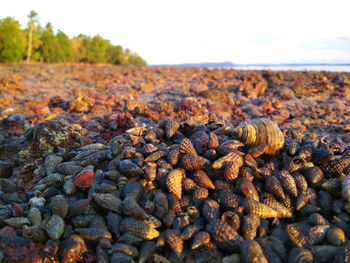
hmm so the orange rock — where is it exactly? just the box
[74,170,95,189]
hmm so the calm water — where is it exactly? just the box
[228,64,350,72]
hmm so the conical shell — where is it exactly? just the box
[191,231,211,249]
[276,170,298,197]
[237,178,259,201]
[248,144,270,158]
[166,168,184,199]
[212,151,244,169]
[321,157,350,177]
[165,120,180,138]
[217,140,245,156]
[168,148,180,166]
[202,199,220,222]
[242,198,278,218]
[224,161,240,181]
[166,231,183,253]
[234,118,284,155]
[206,218,243,252]
[182,178,198,193]
[181,154,210,171]
[144,151,166,162]
[242,214,260,240]
[293,172,308,194]
[260,192,292,218]
[217,190,240,210]
[180,138,197,155]
[287,223,309,247]
[142,143,158,155]
[241,240,268,263]
[193,170,215,190]
[265,175,285,200]
[120,217,159,240]
[208,133,220,149]
[326,227,346,246]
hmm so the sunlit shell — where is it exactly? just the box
[193,170,215,190]
[224,161,240,181]
[212,151,244,169]
[260,192,292,218]
[234,118,284,155]
[217,190,240,210]
[120,217,159,240]
[326,227,346,247]
[180,138,197,155]
[248,144,270,158]
[208,133,220,149]
[166,231,183,253]
[181,154,210,171]
[242,198,278,218]
[142,144,158,155]
[166,168,184,200]
[293,172,308,194]
[237,178,259,201]
[202,199,220,222]
[144,151,166,162]
[165,120,180,138]
[192,231,211,250]
[242,214,260,240]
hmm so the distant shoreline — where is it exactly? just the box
[149,62,350,67]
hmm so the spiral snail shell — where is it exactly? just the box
[233,118,284,155]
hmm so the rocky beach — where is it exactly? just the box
[0,63,350,262]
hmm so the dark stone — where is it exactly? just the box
[0,161,12,178]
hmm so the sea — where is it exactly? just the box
[228,64,350,72]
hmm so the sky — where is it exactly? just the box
[1,0,350,65]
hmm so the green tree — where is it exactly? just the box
[72,34,89,62]
[56,30,73,62]
[26,10,41,62]
[105,44,123,64]
[85,35,109,63]
[128,52,146,66]
[39,23,61,62]
[0,17,25,62]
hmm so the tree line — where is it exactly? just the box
[0,11,146,65]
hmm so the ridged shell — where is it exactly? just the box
[75,227,112,242]
[260,192,292,218]
[202,199,220,222]
[120,217,159,240]
[180,138,197,155]
[208,132,220,149]
[4,217,30,228]
[242,198,278,218]
[276,170,298,197]
[237,178,259,201]
[241,240,268,263]
[165,120,180,138]
[22,225,47,242]
[143,162,157,181]
[326,227,346,246]
[221,211,240,231]
[212,151,244,169]
[111,243,138,258]
[206,218,243,252]
[168,148,180,166]
[193,170,215,190]
[224,161,240,181]
[248,144,270,158]
[242,214,260,240]
[304,166,324,185]
[217,190,240,210]
[166,231,183,253]
[166,169,184,200]
[144,151,166,162]
[44,215,65,240]
[181,154,210,171]
[265,175,285,200]
[321,157,350,177]
[68,198,91,218]
[293,172,308,194]
[192,231,211,249]
[234,118,284,155]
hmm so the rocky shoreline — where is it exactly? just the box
[0,64,350,262]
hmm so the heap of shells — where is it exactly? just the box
[1,117,350,262]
